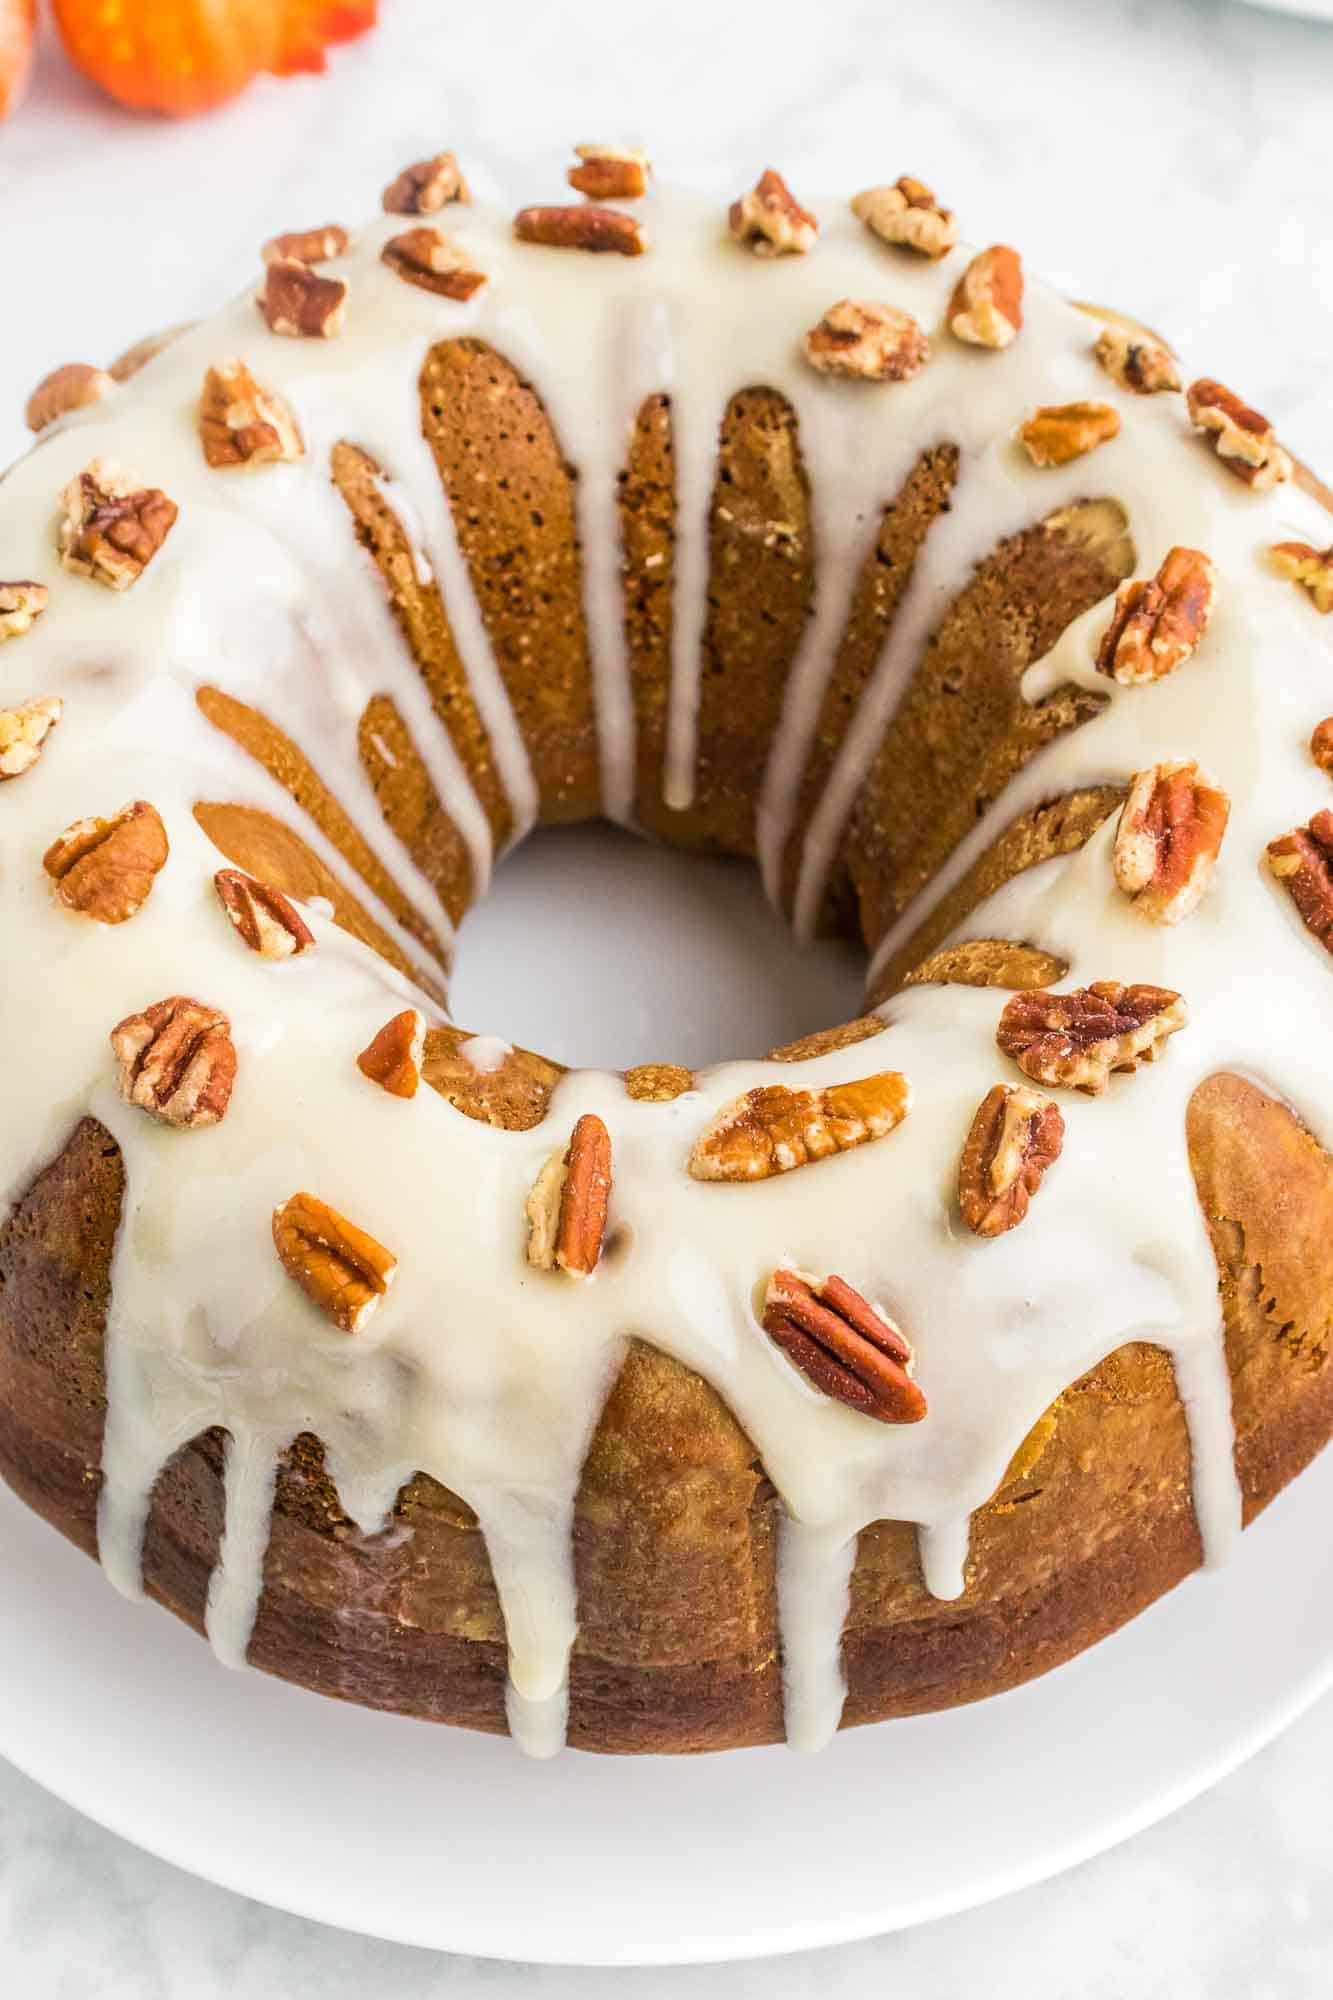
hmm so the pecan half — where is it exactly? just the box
[1095,545,1216,684]
[947,245,1023,348]
[0,580,48,641]
[1018,401,1120,467]
[357,1008,426,1099]
[568,143,650,199]
[57,460,177,589]
[1311,719,1333,775]
[1093,323,1181,395]
[1114,762,1230,924]
[1187,377,1292,490]
[382,151,470,215]
[272,1192,398,1333]
[381,227,486,300]
[1267,809,1333,954]
[689,1071,910,1181]
[198,361,304,468]
[44,799,169,923]
[213,868,315,958]
[803,299,929,382]
[513,204,645,255]
[958,1083,1064,1238]
[261,223,350,265]
[762,1269,926,1424]
[997,981,1188,1094]
[25,361,115,434]
[728,169,817,256]
[110,996,237,1129]
[1270,541,1333,613]
[526,1113,612,1276]
[257,258,348,338]
[0,695,63,781]
[851,176,957,259]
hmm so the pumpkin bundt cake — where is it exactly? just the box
[4,151,1333,1755]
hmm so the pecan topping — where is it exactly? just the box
[357,1008,426,1099]
[1187,377,1292,490]
[0,695,63,781]
[803,299,929,382]
[1311,718,1333,775]
[958,1083,1064,1238]
[513,204,645,255]
[997,981,1188,1094]
[851,176,957,259]
[198,361,303,469]
[1095,546,1216,684]
[1093,322,1181,395]
[728,169,817,256]
[272,1192,398,1333]
[110,996,237,1130]
[213,868,315,958]
[1114,762,1230,924]
[1267,809,1333,954]
[381,227,486,300]
[257,258,348,338]
[947,245,1023,348]
[568,143,650,200]
[0,580,48,641]
[25,361,115,434]
[43,799,169,923]
[57,460,177,589]
[623,1062,694,1102]
[1270,541,1333,613]
[689,1071,911,1181]
[762,1269,926,1424]
[1018,401,1120,467]
[261,223,350,265]
[382,151,470,215]
[526,1113,612,1276]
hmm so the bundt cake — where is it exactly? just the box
[4,150,1333,1756]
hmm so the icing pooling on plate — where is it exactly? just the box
[2,185,1332,1755]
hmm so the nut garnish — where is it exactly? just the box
[1270,541,1333,613]
[382,151,470,215]
[261,223,350,265]
[272,1192,398,1334]
[198,361,304,468]
[0,695,63,780]
[1095,545,1216,684]
[25,361,115,434]
[947,245,1023,348]
[728,169,817,256]
[213,868,315,959]
[1266,809,1333,954]
[803,299,929,381]
[0,580,48,642]
[689,1071,911,1181]
[110,996,237,1130]
[1187,377,1292,490]
[357,1008,426,1099]
[997,981,1188,1094]
[43,799,169,923]
[1113,762,1230,925]
[257,258,348,338]
[513,204,645,255]
[851,176,957,259]
[1017,401,1120,467]
[525,1113,612,1276]
[623,1061,694,1102]
[762,1269,926,1424]
[57,460,178,589]
[958,1083,1065,1238]
[1311,719,1333,775]
[381,227,486,300]
[568,143,650,200]
[1093,323,1181,395]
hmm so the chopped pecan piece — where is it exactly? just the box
[1114,762,1230,924]
[110,996,237,1130]
[1267,809,1333,953]
[272,1192,398,1333]
[762,1269,926,1424]
[213,868,315,958]
[0,695,63,780]
[1311,718,1333,775]
[623,1062,694,1102]
[803,299,929,382]
[1270,541,1333,613]
[689,1071,910,1181]
[851,176,957,259]
[947,245,1023,348]
[25,361,115,434]
[1095,545,1216,685]
[1018,401,1120,467]
[198,361,303,469]
[728,169,817,256]
[257,258,348,338]
[1093,322,1181,395]
[997,981,1188,1094]
[1187,377,1292,490]
[382,151,470,215]
[568,143,650,199]
[0,580,48,641]
[526,1113,612,1276]
[958,1083,1064,1238]
[57,460,177,589]
[43,799,169,923]
[261,223,350,265]
[513,204,645,255]
[358,1008,426,1099]
[381,227,486,300]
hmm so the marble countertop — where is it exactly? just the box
[3,0,1333,1990]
